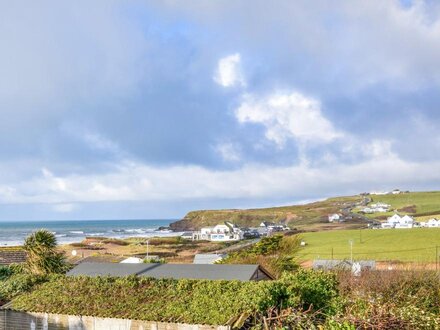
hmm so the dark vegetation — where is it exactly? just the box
[1,230,439,329]
[4,269,439,329]
[221,235,300,278]
[170,196,363,231]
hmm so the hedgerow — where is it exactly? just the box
[11,275,287,326]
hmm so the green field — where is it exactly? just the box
[298,228,440,262]
[370,191,440,216]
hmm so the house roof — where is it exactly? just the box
[193,253,226,264]
[67,263,273,281]
[313,259,376,270]
[0,249,27,265]
[67,262,156,277]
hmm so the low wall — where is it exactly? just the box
[0,310,230,330]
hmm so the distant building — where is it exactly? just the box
[197,222,243,242]
[420,219,440,228]
[381,214,414,229]
[328,214,342,223]
[193,253,226,264]
[313,259,376,271]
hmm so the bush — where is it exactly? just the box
[222,235,300,277]
[23,230,67,275]
[0,273,49,301]
[11,275,287,326]
[280,269,341,315]
[0,265,13,281]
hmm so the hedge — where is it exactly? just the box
[10,270,340,327]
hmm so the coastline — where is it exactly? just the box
[0,219,181,247]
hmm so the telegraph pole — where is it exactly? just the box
[349,240,354,263]
[436,246,439,272]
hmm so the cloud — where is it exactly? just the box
[213,53,246,87]
[235,91,343,147]
[52,203,77,213]
[1,153,440,208]
[215,143,241,162]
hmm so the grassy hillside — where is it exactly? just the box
[359,191,440,220]
[170,195,365,231]
[298,228,440,262]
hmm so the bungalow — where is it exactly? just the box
[67,263,274,281]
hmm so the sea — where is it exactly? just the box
[0,219,179,247]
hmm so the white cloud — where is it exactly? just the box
[52,203,77,213]
[1,151,440,207]
[235,91,343,147]
[215,142,241,162]
[213,53,246,87]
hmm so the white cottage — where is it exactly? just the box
[328,214,341,222]
[395,215,414,229]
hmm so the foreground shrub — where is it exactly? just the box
[280,269,341,315]
[0,273,49,301]
[23,230,67,275]
[222,235,300,277]
[12,275,288,326]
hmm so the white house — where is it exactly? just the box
[328,214,341,222]
[382,214,414,229]
[198,223,243,242]
[395,215,414,229]
[421,218,440,228]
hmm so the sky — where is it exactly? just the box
[1,0,440,220]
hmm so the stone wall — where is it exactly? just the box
[0,310,230,330]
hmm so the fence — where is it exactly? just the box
[0,309,230,330]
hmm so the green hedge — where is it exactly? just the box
[10,270,341,327]
[11,275,289,326]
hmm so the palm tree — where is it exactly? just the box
[23,229,67,275]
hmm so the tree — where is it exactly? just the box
[23,229,67,275]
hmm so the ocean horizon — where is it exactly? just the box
[0,219,179,247]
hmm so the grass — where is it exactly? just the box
[297,228,440,262]
[171,195,364,230]
[369,191,440,215]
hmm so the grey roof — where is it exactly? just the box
[139,264,261,281]
[0,249,27,265]
[313,259,376,270]
[193,254,226,264]
[67,263,271,281]
[67,262,157,277]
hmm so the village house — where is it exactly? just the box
[381,214,414,229]
[420,218,440,228]
[259,221,289,232]
[328,213,342,223]
[196,222,243,242]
